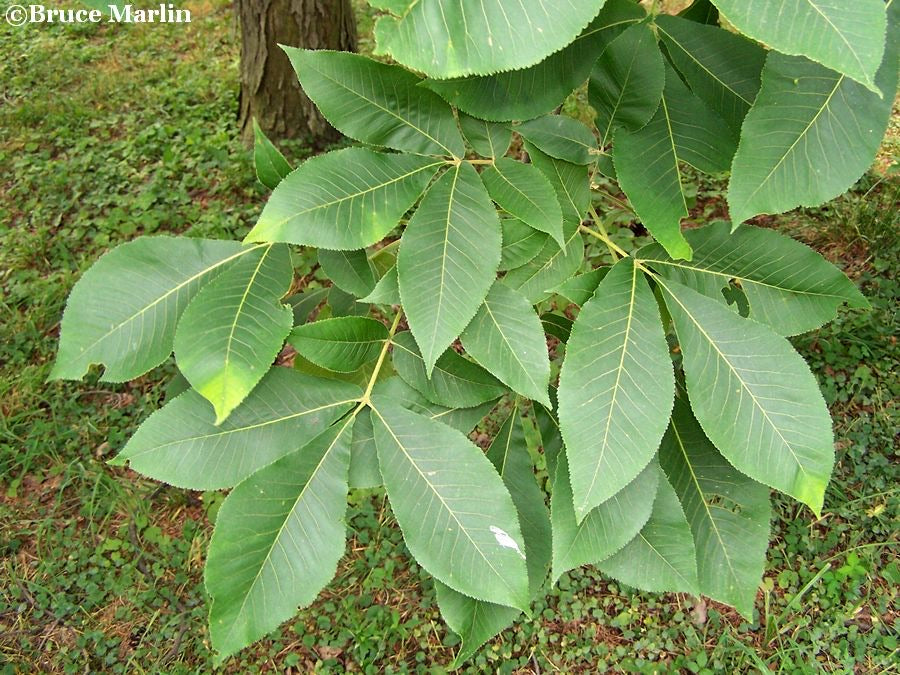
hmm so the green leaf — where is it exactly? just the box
[525,143,591,227]
[111,368,361,490]
[437,402,552,664]
[358,265,400,305]
[499,218,548,272]
[486,403,552,593]
[376,376,495,433]
[461,283,551,406]
[373,0,609,79]
[398,162,502,374]
[551,454,659,583]
[655,14,766,134]
[435,583,519,668]
[318,249,376,298]
[349,377,494,490]
[708,0,887,91]
[245,148,442,250]
[206,416,355,662]
[288,287,328,325]
[589,23,665,145]
[283,48,464,157]
[727,47,898,226]
[540,313,573,343]
[328,286,369,318]
[165,371,191,401]
[660,396,771,618]
[534,395,562,477]
[288,317,389,373]
[504,144,588,303]
[515,116,599,166]
[252,119,292,190]
[349,408,381,489]
[371,401,530,611]
[549,267,609,306]
[614,64,736,260]
[658,277,834,515]
[503,221,585,305]
[458,114,511,158]
[637,221,869,335]
[51,237,247,382]
[598,474,700,594]
[174,244,294,424]
[391,331,506,409]
[421,0,646,121]
[481,158,564,248]
[678,0,718,24]
[558,258,674,520]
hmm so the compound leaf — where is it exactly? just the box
[398,162,501,375]
[374,0,609,79]
[284,48,464,157]
[174,244,294,424]
[637,221,868,335]
[52,237,246,383]
[206,416,355,662]
[658,277,834,515]
[558,258,674,520]
[660,396,771,618]
[111,368,360,490]
[371,401,530,611]
[461,283,551,406]
[245,148,442,250]
[289,317,389,373]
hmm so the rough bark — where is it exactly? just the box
[237,0,357,147]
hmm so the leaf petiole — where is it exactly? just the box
[355,310,404,412]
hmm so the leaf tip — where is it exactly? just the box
[793,473,827,518]
[107,453,126,467]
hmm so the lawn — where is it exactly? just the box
[1,2,898,672]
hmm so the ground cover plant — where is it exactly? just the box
[0,0,896,667]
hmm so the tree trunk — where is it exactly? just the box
[237,0,357,147]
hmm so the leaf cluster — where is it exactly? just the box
[51,0,897,665]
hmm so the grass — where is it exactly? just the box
[1,2,898,672]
